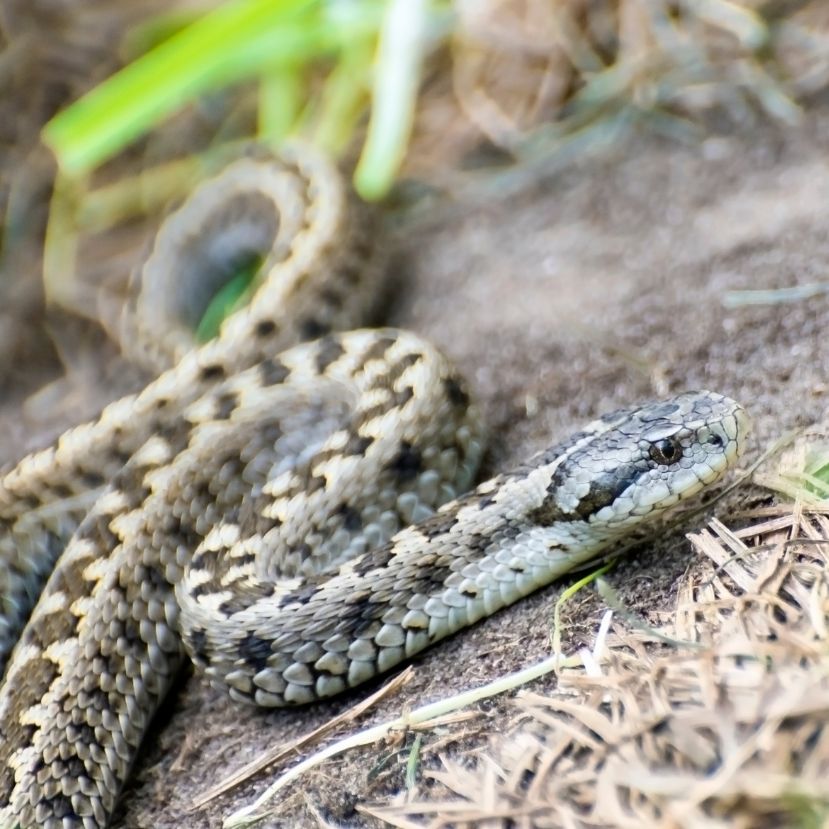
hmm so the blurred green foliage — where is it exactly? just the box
[43,0,443,201]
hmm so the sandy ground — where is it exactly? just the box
[4,102,829,826]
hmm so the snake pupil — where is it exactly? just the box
[649,438,682,465]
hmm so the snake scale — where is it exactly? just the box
[0,145,750,828]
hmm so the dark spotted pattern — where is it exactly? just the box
[298,317,330,340]
[214,392,239,421]
[350,544,396,576]
[337,504,362,532]
[238,632,273,672]
[529,460,646,524]
[362,334,398,363]
[315,337,345,374]
[259,357,290,386]
[443,376,470,408]
[419,509,460,540]
[199,364,226,382]
[255,319,278,338]
[187,628,210,666]
[218,584,274,618]
[344,434,374,456]
[319,287,343,309]
[389,441,422,481]
[278,581,323,608]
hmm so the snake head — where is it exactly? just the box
[532,390,750,533]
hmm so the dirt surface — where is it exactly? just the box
[4,97,829,829]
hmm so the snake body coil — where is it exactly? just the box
[0,147,749,828]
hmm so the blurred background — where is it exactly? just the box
[2,2,829,827]
[2,0,827,462]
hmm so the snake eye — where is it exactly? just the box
[649,438,683,465]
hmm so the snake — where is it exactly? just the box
[0,144,750,829]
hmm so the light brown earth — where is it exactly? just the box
[3,34,829,829]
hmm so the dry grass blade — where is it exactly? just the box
[223,642,601,827]
[191,666,416,812]
[365,430,829,828]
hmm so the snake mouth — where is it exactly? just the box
[733,404,752,459]
[708,396,751,477]
[693,392,751,485]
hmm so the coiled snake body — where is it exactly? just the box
[0,146,750,828]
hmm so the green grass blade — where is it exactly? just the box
[195,255,263,343]
[354,0,430,200]
[311,36,373,155]
[43,0,333,174]
[258,70,304,143]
